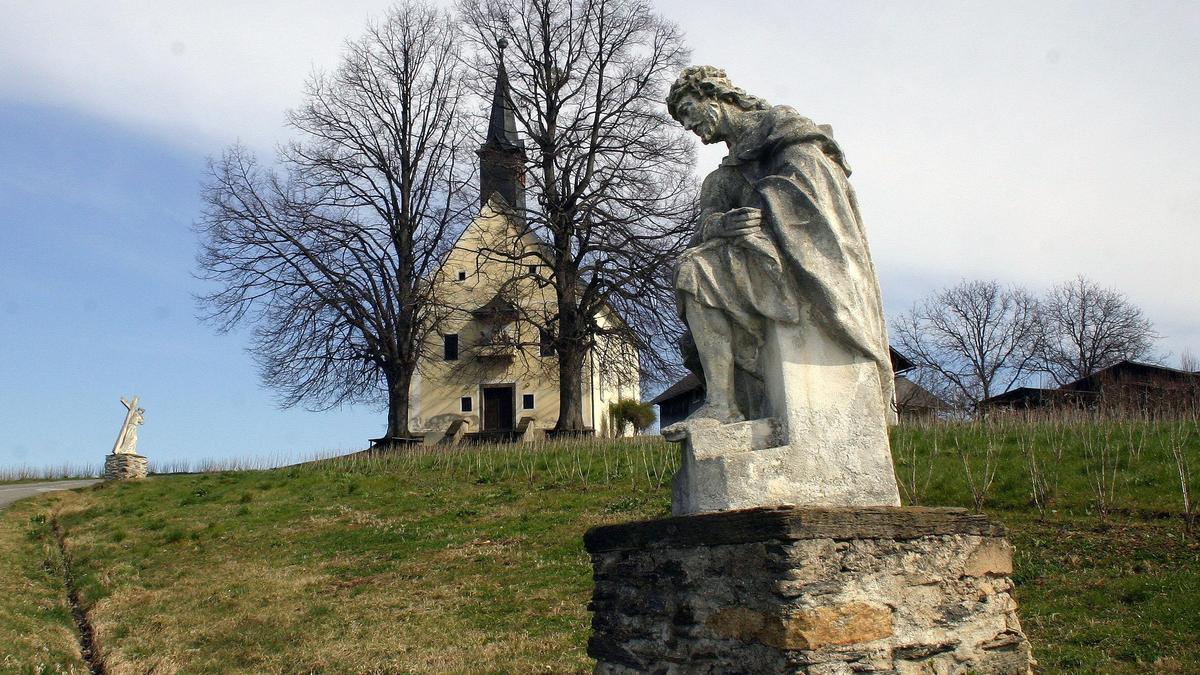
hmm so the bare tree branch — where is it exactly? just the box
[459,0,695,431]
[892,279,1042,406]
[195,2,473,439]
[1037,275,1159,385]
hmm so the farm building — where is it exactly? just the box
[981,360,1200,417]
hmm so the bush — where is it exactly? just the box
[608,399,656,435]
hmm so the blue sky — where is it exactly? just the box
[0,102,380,471]
[2,1,1198,472]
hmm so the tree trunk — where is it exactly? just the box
[555,345,588,432]
[384,366,415,439]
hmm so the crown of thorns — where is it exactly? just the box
[666,66,770,122]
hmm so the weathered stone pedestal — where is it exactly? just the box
[104,453,148,480]
[585,506,1033,674]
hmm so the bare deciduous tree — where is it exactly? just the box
[459,0,695,432]
[1181,349,1199,374]
[1167,420,1196,536]
[953,431,999,513]
[892,422,939,506]
[1038,275,1158,385]
[1081,423,1122,520]
[195,3,472,441]
[1020,425,1057,520]
[892,280,1042,406]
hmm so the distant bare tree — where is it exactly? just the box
[1180,349,1198,373]
[195,3,472,441]
[458,0,695,432]
[1037,275,1158,385]
[892,280,1042,407]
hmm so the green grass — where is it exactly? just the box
[0,421,1197,673]
[891,417,1198,518]
[0,495,89,673]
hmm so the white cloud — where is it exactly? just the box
[3,0,1197,360]
[0,0,403,153]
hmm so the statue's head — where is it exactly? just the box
[667,66,769,144]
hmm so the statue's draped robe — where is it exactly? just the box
[676,105,894,409]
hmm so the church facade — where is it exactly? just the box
[407,50,640,443]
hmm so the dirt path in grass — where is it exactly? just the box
[49,511,106,674]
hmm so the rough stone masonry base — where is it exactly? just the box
[104,453,148,480]
[584,506,1034,674]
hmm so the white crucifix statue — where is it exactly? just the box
[111,396,145,456]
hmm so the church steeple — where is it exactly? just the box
[478,37,526,211]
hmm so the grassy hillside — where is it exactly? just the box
[2,421,1198,673]
[0,496,89,673]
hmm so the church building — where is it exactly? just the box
[407,49,640,444]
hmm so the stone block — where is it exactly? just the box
[586,506,1034,674]
[777,602,894,650]
[964,541,1014,577]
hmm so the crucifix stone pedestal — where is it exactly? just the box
[104,453,148,480]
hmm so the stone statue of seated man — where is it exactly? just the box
[663,66,901,513]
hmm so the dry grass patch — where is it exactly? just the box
[0,493,88,673]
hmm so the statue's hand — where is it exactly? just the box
[715,207,762,238]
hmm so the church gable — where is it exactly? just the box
[437,199,546,308]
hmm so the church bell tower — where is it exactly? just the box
[478,38,527,211]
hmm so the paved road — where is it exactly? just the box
[0,480,103,510]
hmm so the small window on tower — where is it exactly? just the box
[457,270,467,281]
[444,334,459,361]
[522,394,535,410]
[527,265,537,275]
[461,396,473,412]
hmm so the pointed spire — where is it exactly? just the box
[485,37,522,151]
[479,37,526,210]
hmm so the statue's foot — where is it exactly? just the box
[688,403,745,425]
[661,404,746,442]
